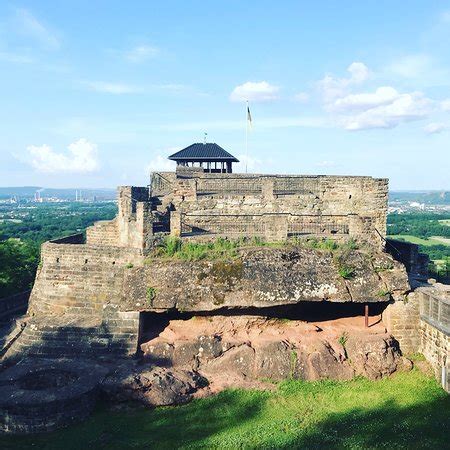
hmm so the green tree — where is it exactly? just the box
[0,239,39,298]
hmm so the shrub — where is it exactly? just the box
[146,287,157,304]
[377,289,391,298]
[338,331,349,348]
[338,266,355,279]
[343,238,358,250]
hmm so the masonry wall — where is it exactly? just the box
[29,238,143,317]
[86,219,118,246]
[117,186,153,250]
[10,238,145,358]
[153,173,388,244]
[383,293,421,354]
[384,285,450,391]
[420,321,449,390]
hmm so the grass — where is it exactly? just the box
[388,234,449,247]
[2,370,449,449]
[148,236,241,261]
[147,236,361,262]
[146,286,156,304]
[338,265,355,279]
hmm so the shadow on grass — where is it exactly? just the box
[1,374,449,450]
[270,396,450,449]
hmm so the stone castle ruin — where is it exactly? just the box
[92,143,389,249]
[1,143,448,433]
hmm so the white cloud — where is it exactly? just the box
[125,45,159,63]
[15,8,60,50]
[234,154,263,173]
[27,138,99,173]
[230,81,279,102]
[341,91,433,130]
[423,122,448,134]
[85,81,140,94]
[441,99,450,111]
[318,62,370,102]
[347,62,370,83]
[317,62,436,130]
[332,87,399,113]
[147,150,178,173]
[294,92,309,103]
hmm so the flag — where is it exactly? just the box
[247,103,252,129]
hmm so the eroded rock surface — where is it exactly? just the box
[141,315,410,386]
[123,247,410,312]
[100,364,207,407]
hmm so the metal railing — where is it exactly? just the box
[150,172,173,197]
[180,213,351,238]
[420,292,450,335]
[196,178,262,195]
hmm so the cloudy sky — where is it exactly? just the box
[0,1,449,190]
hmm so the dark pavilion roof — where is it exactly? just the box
[168,143,239,162]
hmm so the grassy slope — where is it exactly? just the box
[387,234,449,247]
[2,370,449,450]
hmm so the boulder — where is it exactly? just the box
[100,364,207,407]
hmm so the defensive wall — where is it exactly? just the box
[384,283,449,392]
[80,171,389,252]
[152,171,389,245]
[18,234,143,358]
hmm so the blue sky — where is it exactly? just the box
[0,1,449,190]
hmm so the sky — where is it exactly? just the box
[0,1,449,190]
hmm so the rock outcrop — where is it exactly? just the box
[123,246,409,312]
[141,316,410,385]
[100,364,207,407]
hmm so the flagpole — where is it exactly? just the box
[245,100,249,173]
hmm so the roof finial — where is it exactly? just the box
[203,132,207,145]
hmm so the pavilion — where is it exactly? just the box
[168,143,239,173]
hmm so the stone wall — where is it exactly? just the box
[420,321,449,391]
[384,283,449,392]
[383,294,421,354]
[7,238,145,358]
[86,219,118,246]
[29,239,143,317]
[0,291,30,321]
[117,186,154,250]
[152,172,388,245]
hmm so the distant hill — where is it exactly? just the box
[0,186,41,197]
[389,191,450,205]
[0,187,116,201]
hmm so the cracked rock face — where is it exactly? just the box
[122,247,409,312]
[141,316,410,384]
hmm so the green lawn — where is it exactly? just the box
[388,234,449,247]
[1,369,449,449]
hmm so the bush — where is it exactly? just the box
[338,266,355,279]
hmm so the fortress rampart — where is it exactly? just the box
[83,171,389,251]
